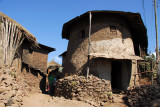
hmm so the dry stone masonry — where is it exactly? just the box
[54,75,113,106]
[127,85,160,107]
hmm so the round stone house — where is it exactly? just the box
[61,11,148,90]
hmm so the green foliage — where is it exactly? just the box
[142,54,156,71]
[139,54,156,77]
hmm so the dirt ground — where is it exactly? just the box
[21,93,128,107]
[21,93,94,107]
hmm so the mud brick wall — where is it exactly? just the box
[55,75,113,106]
[22,43,48,73]
[63,14,135,76]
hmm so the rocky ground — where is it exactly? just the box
[0,66,29,107]
[0,66,127,107]
[1,66,160,107]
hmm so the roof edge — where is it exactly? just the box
[0,12,37,42]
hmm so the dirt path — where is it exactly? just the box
[103,103,127,107]
[21,93,94,107]
[21,93,128,107]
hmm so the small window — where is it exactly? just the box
[110,26,117,35]
[80,30,85,39]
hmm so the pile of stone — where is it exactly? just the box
[0,66,29,107]
[127,85,160,107]
[54,75,113,106]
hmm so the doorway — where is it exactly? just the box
[111,61,122,89]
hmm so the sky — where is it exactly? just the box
[0,0,159,64]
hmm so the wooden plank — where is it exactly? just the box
[10,33,24,66]
[16,34,24,51]
[13,28,19,48]
[0,21,4,46]
[13,27,17,46]
[8,22,12,63]
[151,60,154,85]
[5,19,9,65]
[12,24,17,48]
[1,17,4,47]
[2,17,6,64]
[8,21,12,46]
[9,23,15,66]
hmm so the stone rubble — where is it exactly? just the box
[0,66,29,107]
[54,75,113,106]
[127,85,160,107]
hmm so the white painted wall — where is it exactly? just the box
[96,60,112,81]
[91,38,135,56]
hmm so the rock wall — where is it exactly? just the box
[127,85,160,107]
[55,75,113,106]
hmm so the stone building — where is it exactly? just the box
[61,11,148,90]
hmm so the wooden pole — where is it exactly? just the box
[154,0,160,83]
[151,60,154,85]
[86,12,92,80]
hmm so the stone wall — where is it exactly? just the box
[127,85,160,107]
[54,75,113,106]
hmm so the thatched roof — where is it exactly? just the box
[47,60,61,69]
[0,12,36,42]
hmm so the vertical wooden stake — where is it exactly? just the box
[87,12,92,80]
[151,60,154,85]
[154,0,160,83]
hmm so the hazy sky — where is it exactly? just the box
[0,0,159,64]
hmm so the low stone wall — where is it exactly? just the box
[54,75,113,106]
[127,85,160,107]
